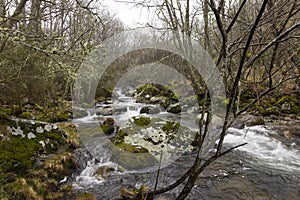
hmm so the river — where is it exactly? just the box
[71,90,300,200]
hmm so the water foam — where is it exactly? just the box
[225,126,300,172]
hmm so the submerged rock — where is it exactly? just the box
[247,116,265,126]
[283,130,293,140]
[94,165,115,179]
[140,105,161,114]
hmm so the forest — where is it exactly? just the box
[0,0,299,199]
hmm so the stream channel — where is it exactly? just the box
[71,89,300,200]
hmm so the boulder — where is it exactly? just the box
[0,114,81,198]
[95,107,113,116]
[247,116,265,126]
[72,106,89,118]
[100,117,115,135]
[94,165,115,179]
[167,103,181,114]
[134,83,178,109]
[140,105,161,114]
[283,130,293,140]
[109,116,196,169]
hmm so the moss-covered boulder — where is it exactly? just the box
[94,165,115,179]
[133,83,178,109]
[0,114,80,199]
[247,116,266,126]
[100,117,115,135]
[0,101,72,124]
[140,105,161,114]
[76,192,97,200]
[239,89,300,117]
[109,116,196,169]
[166,103,181,114]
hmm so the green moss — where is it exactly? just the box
[100,124,114,135]
[111,129,148,153]
[0,112,15,126]
[289,105,300,115]
[76,192,97,200]
[110,146,158,170]
[56,122,80,149]
[111,129,127,145]
[162,121,180,134]
[135,83,179,108]
[51,111,70,123]
[259,106,279,116]
[0,129,73,199]
[0,129,64,175]
[241,88,256,100]
[19,111,31,119]
[270,97,278,104]
[0,137,38,171]
[276,95,289,105]
[116,143,148,153]
[133,116,151,127]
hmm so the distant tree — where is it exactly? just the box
[0,0,124,114]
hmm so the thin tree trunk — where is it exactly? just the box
[8,0,28,28]
[29,0,41,34]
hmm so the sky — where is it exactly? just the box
[102,0,156,28]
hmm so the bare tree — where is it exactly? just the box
[123,0,300,199]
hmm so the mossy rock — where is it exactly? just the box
[162,121,180,134]
[0,127,64,174]
[0,117,77,199]
[111,129,128,144]
[96,87,113,100]
[133,116,151,127]
[76,192,97,200]
[134,83,179,108]
[115,143,149,153]
[120,185,151,200]
[112,116,196,166]
[111,129,148,153]
[247,117,265,126]
[135,83,160,96]
[166,103,181,114]
[56,122,81,149]
[94,166,115,178]
[100,124,115,135]
[110,146,158,170]
[138,85,160,98]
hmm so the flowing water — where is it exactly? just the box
[72,90,300,199]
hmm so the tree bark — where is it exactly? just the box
[29,0,41,34]
[8,0,28,28]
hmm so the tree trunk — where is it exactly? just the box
[29,0,41,34]
[8,0,28,28]
[203,0,210,51]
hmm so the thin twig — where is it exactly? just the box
[153,149,163,198]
